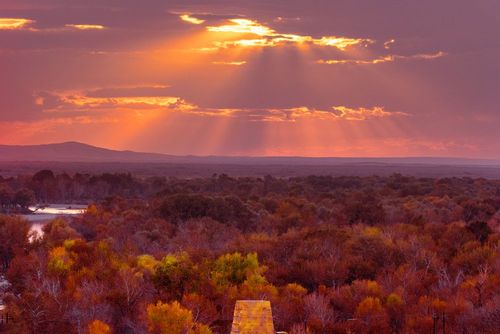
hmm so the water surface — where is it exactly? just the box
[22,204,87,236]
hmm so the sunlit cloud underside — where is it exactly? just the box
[0,17,107,32]
[36,90,406,122]
[317,52,446,65]
[183,17,373,50]
[180,14,206,25]
[0,18,34,30]
[65,24,106,30]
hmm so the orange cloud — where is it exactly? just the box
[330,106,408,121]
[205,18,372,50]
[317,51,446,65]
[314,37,370,50]
[212,60,247,66]
[208,19,275,35]
[258,106,408,122]
[65,24,106,30]
[318,56,394,65]
[38,92,191,114]
[36,90,406,123]
[0,18,34,30]
[0,20,108,33]
[180,14,205,25]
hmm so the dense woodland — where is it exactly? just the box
[1,171,499,333]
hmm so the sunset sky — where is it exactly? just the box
[1,0,499,157]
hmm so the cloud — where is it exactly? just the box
[202,18,373,50]
[0,19,106,32]
[0,18,106,32]
[384,39,395,49]
[251,106,408,122]
[208,19,274,35]
[65,24,106,30]
[411,51,447,60]
[188,106,407,122]
[330,106,409,121]
[0,18,35,30]
[318,56,394,65]
[212,61,247,66]
[273,17,302,23]
[36,92,190,114]
[35,89,406,123]
[179,14,206,25]
[317,51,446,65]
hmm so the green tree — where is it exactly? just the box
[153,253,194,298]
[211,252,265,287]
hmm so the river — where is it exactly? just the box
[21,204,87,236]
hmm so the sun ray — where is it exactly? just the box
[83,15,430,156]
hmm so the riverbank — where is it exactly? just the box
[22,204,87,237]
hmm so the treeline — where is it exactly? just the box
[0,172,499,333]
[0,170,145,211]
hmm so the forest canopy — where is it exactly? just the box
[0,172,499,333]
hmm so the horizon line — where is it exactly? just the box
[2,141,500,162]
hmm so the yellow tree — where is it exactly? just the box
[146,301,212,334]
[87,320,112,334]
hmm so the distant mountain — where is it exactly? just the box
[0,142,176,163]
[0,142,499,166]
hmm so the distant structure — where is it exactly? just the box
[230,300,275,334]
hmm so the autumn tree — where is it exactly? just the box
[87,320,112,334]
[146,301,212,334]
[0,215,30,270]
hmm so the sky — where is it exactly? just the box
[1,0,499,157]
